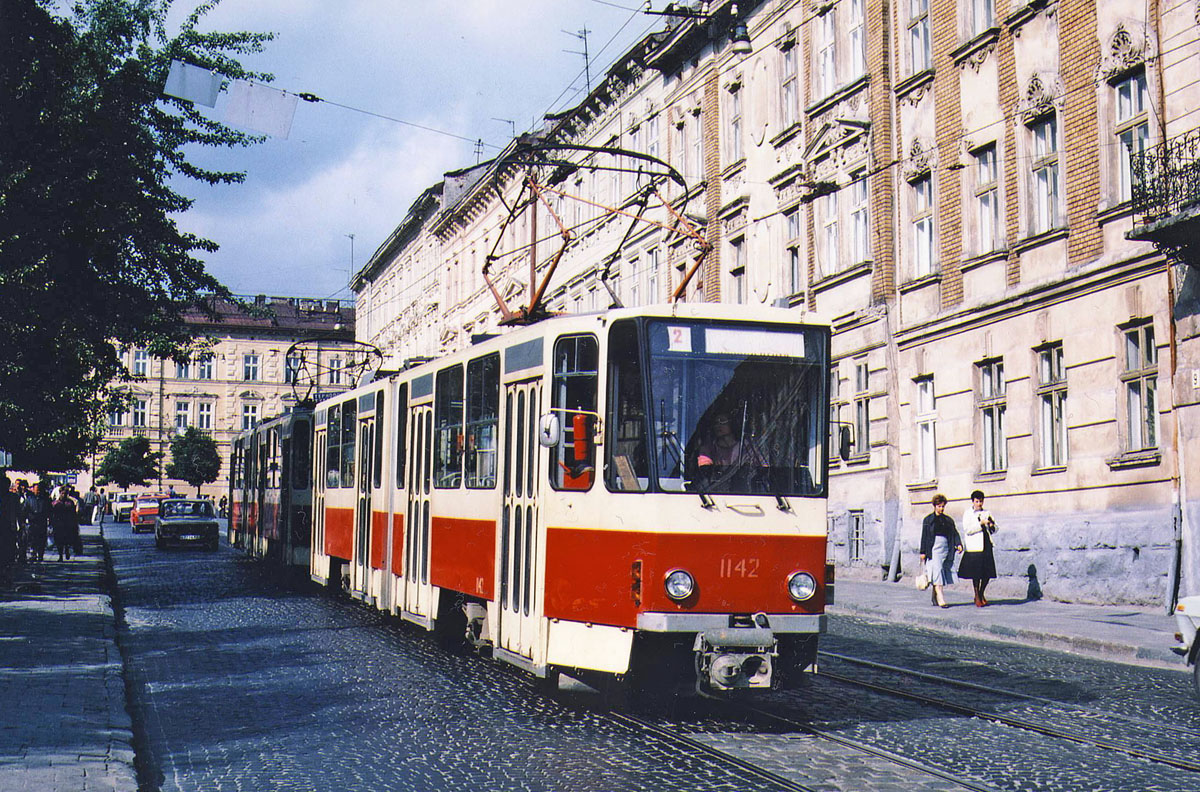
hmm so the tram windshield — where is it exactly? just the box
[606,319,829,497]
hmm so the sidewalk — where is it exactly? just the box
[829,577,1185,671]
[0,525,137,792]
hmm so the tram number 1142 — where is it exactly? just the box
[719,557,760,578]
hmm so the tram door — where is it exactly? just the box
[404,404,434,618]
[351,414,375,596]
[498,380,542,660]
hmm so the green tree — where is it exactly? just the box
[96,435,161,490]
[165,427,220,496]
[0,0,274,470]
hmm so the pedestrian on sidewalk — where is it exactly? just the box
[82,486,101,525]
[959,489,998,607]
[0,474,19,582]
[920,493,961,608]
[50,489,81,561]
[22,482,50,563]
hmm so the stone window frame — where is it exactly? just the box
[197,401,214,432]
[175,399,191,434]
[729,234,748,304]
[724,80,744,166]
[1118,319,1159,454]
[1028,113,1061,235]
[852,358,870,459]
[780,41,800,131]
[910,172,935,277]
[914,375,937,482]
[784,205,802,296]
[241,402,260,432]
[975,356,1007,474]
[131,397,148,429]
[196,354,214,381]
[847,0,866,78]
[972,142,1001,255]
[819,189,840,278]
[849,170,871,266]
[816,6,838,100]
[1034,341,1068,469]
[242,352,260,382]
[907,0,932,75]
[132,348,149,377]
[1112,70,1150,205]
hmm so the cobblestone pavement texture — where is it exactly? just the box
[0,525,137,792]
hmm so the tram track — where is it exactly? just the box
[820,650,1200,741]
[813,654,1200,774]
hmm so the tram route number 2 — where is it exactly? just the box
[719,557,759,578]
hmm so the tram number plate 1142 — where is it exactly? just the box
[719,557,759,578]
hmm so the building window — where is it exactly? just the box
[909,0,931,73]
[175,400,190,434]
[820,191,839,276]
[850,174,870,264]
[690,113,703,179]
[132,398,148,429]
[974,145,1000,254]
[646,114,660,160]
[242,403,259,431]
[829,364,843,462]
[1036,343,1067,467]
[785,207,802,295]
[970,0,994,36]
[730,236,747,303]
[912,175,934,276]
[977,358,1006,473]
[329,357,342,386]
[175,361,190,380]
[1030,115,1060,233]
[242,353,259,381]
[674,119,687,173]
[853,360,870,457]
[133,349,149,377]
[849,0,865,76]
[108,407,125,428]
[915,376,937,481]
[818,10,837,97]
[196,354,213,380]
[1122,322,1158,451]
[849,510,866,563]
[197,402,213,431]
[726,86,743,164]
[780,44,798,129]
[1115,72,1149,203]
[646,247,660,304]
[285,353,302,384]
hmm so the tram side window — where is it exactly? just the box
[373,391,385,489]
[606,320,650,492]
[293,420,310,490]
[435,365,464,488]
[326,403,341,488]
[551,334,598,491]
[465,353,500,489]
[395,384,408,489]
[340,399,356,487]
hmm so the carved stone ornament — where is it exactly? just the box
[901,79,933,107]
[903,138,934,182]
[1020,72,1061,123]
[1097,23,1150,82]
[961,38,996,73]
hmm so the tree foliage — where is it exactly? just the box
[0,0,273,470]
[96,434,161,490]
[165,426,219,495]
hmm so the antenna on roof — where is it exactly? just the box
[563,27,593,93]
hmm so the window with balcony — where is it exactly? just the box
[1036,343,1067,468]
[1030,115,1060,233]
[1115,72,1149,203]
[1122,322,1158,452]
[977,358,1006,473]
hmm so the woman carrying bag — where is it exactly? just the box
[919,493,961,608]
[959,489,998,606]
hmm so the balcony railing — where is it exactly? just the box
[1131,126,1200,223]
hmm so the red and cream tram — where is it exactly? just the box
[311,303,841,695]
[229,408,314,567]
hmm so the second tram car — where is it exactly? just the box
[310,303,842,696]
[229,409,314,567]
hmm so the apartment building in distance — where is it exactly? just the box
[90,296,358,499]
[351,0,1200,606]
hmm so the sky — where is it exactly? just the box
[165,0,661,300]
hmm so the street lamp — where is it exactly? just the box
[646,2,752,55]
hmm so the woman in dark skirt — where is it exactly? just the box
[49,490,80,562]
[959,489,997,606]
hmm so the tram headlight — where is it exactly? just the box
[664,569,695,601]
[787,571,817,602]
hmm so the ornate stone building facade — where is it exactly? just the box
[352,0,1199,605]
[89,296,357,499]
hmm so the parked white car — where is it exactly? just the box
[1173,594,1200,698]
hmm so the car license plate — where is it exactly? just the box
[181,534,202,541]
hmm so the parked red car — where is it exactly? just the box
[130,495,166,533]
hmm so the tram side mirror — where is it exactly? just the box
[838,426,852,462]
[538,413,561,448]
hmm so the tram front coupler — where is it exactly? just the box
[693,626,777,692]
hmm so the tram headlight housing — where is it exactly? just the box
[787,571,817,602]
[664,569,695,601]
